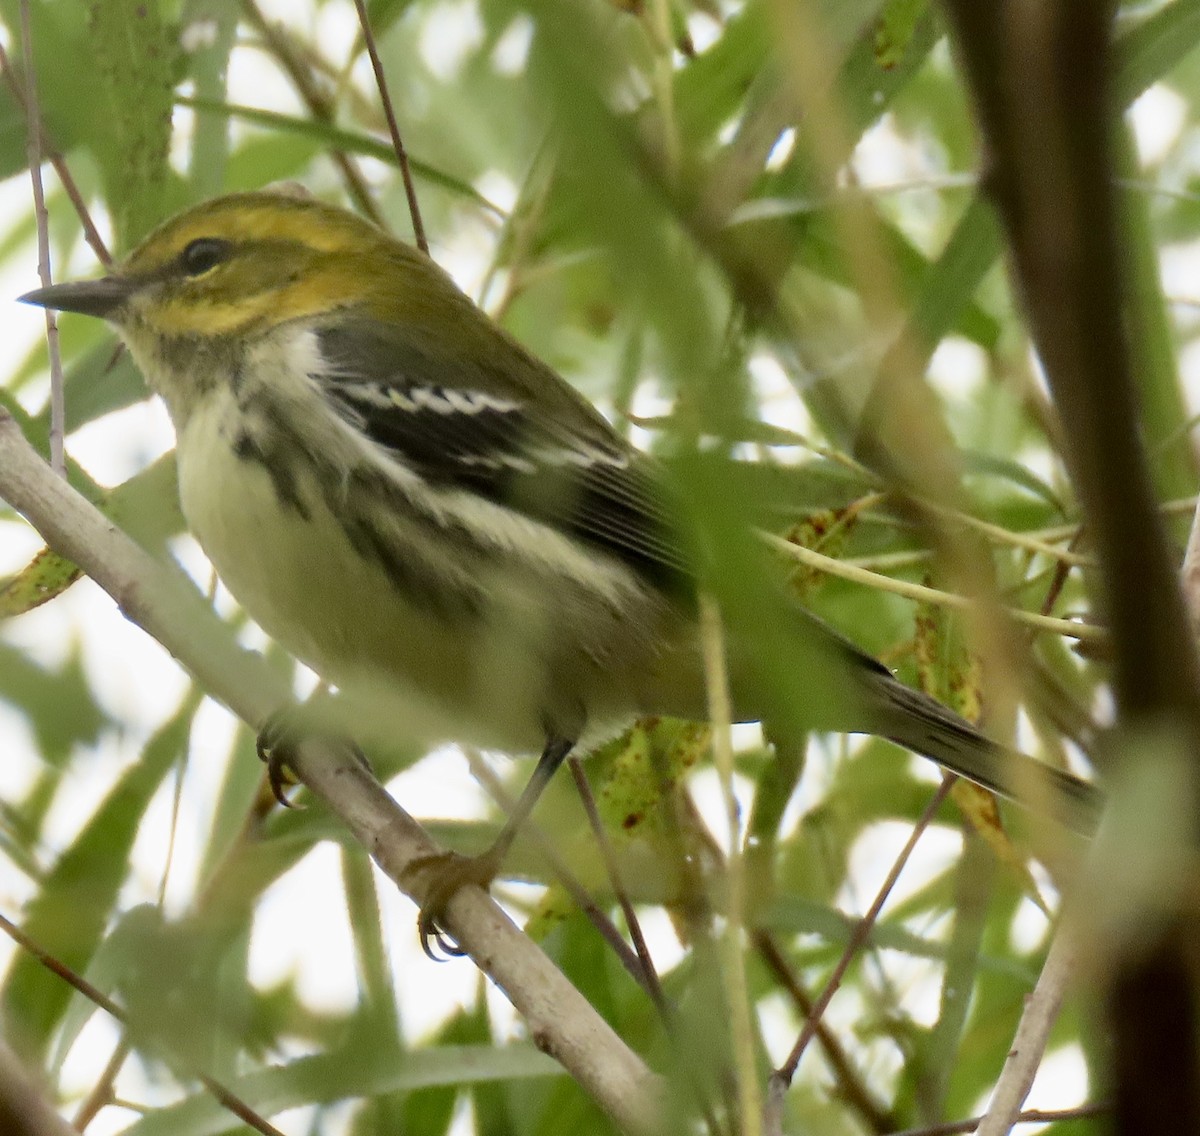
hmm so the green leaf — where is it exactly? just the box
[179,96,506,217]
[1113,0,1200,108]
[0,548,81,617]
[959,448,1065,513]
[181,0,238,197]
[124,1044,562,1136]
[1,690,197,1061]
[0,644,108,766]
[87,0,178,247]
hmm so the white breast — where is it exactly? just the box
[153,326,704,755]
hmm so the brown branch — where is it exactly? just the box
[468,754,725,1136]
[940,2,1200,1129]
[940,3,1200,715]
[72,1036,131,1130]
[768,778,954,1094]
[0,1038,80,1136]
[753,931,895,1134]
[461,748,653,989]
[567,756,668,1014]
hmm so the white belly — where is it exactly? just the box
[172,386,699,753]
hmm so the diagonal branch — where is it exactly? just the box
[0,408,664,1136]
[973,920,1074,1136]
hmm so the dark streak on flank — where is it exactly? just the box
[233,430,312,520]
[323,467,485,623]
[229,355,245,396]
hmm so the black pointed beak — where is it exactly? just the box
[19,276,135,319]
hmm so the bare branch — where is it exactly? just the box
[974,923,1074,1136]
[0,42,111,267]
[771,778,954,1090]
[239,0,385,228]
[941,0,1200,1124]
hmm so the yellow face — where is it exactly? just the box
[113,192,404,338]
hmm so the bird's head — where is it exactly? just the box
[18,190,476,422]
[20,190,447,339]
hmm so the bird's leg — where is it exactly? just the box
[256,692,372,807]
[409,732,575,959]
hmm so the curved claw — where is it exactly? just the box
[407,849,504,961]
[256,718,304,809]
[255,703,372,809]
[418,915,467,961]
[266,753,303,809]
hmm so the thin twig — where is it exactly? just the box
[462,750,661,996]
[0,912,122,1019]
[18,0,63,477]
[765,533,1104,643]
[567,757,669,1016]
[73,1036,131,1130]
[351,0,427,252]
[887,1100,1109,1136]
[567,760,729,1136]
[0,43,110,266]
[771,777,954,1089]
[176,94,504,219]
[846,495,1199,574]
[239,0,385,227]
[158,745,186,908]
[0,912,286,1136]
[975,922,1075,1136]
[478,138,553,316]
[753,930,895,1134]
[477,751,725,1136]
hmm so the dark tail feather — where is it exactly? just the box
[868,672,1102,835]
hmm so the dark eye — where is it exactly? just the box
[180,237,231,276]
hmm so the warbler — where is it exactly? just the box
[21,190,1098,951]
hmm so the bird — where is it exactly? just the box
[20,188,1100,955]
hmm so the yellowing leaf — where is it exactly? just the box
[0,548,82,616]
[783,500,864,600]
[950,780,1050,916]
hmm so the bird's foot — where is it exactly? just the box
[256,705,372,808]
[405,848,505,961]
[256,711,305,808]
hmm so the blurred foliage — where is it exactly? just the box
[0,0,1195,1133]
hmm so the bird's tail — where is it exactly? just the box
[864,670,1101,836]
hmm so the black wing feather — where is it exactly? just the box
[315,325,694,595]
